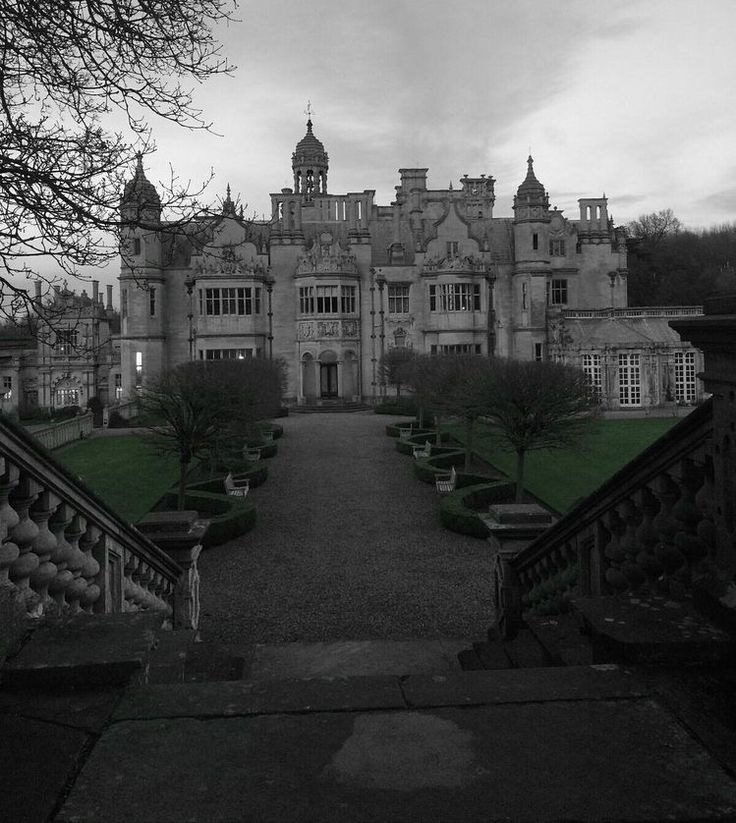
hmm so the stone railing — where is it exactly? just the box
[0,413,184,638]
[104,398,139,427]
[494,399,715,635]
[560,306,703,320]
[31,412,94,450]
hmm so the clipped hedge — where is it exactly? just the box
[439,481,516,538]
[157,489,256,548]
[394,430,443,455]
[374,400,419,416]
[261,422,284,440]
[188,463,268,493]
[244,439,277,458]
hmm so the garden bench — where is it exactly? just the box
[435,465,457,494]
[399,425,413,441]
[244,446,262,463]
[262,430,274,443]
[412,440,432,459]
[224,472,249,498]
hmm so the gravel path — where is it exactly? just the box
[198,412,495,645]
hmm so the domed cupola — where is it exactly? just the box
[292,117,329,200]
[513,155,550,223]
[121,154,161,224]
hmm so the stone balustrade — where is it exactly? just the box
[494,399,715,635]
[0,413,183,648]
[31,412,94,450]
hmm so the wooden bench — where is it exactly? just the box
[261,430,274,443]
[224,472,249,498]
[243,446,262,463]
[435,465,457,494]
[412,440,432,459]
[398,425,413,441]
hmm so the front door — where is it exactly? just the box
[320,363,338,398]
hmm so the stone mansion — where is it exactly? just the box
[118,118,704,409]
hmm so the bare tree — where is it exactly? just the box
[627,209,682,246]
[482,359,598,502]
[379,348,415,402]
[1,0,237,323]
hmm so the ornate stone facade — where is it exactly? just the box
[118,119,703,409]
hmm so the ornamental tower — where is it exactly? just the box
[292,116,328,200]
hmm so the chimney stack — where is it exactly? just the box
[106,284,113,310]
[34,280,41,300]
[93,280,99,304]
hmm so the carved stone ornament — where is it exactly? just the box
[296,238,358,275]
[422,253,487,273]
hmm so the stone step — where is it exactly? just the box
[1,611,167,691]
[291,402,372,414]
[147,631,247,684]
[242,640,467,682]
[502,627,554,669]
[525,613,594,667]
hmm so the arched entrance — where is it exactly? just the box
[319,350,338,398]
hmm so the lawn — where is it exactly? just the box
[447,416,681,513]
[57,434,181,523]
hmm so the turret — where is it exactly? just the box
[292,118,328,200]
[120,154,161,226]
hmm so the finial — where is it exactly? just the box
[304,100,314,130]
[222,184,236,216]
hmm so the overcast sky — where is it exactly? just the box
[78,0,736,293]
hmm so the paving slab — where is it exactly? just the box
[114,675,405,720]
[402,664,649,708]
[0,714,89,823]
[1,611,164,690]
[59,698,736,822]
[0,686,122,732]
[248,640,466,681]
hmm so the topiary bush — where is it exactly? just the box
[156,489,256,548]
[439,481,516,538]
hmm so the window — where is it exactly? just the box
[446,241,459,258]
[149,287,156,316]
[56,328,78,355]
[56,388,79,407]
[122,288,127,319]
[200,287,262,316]
[315,285,339,314]
[388,284,410,314]
[582,354,602,399]
[522,282,528,310]
[135,351,143,388]
[674,351,696,403]
[299,286,314,314]
[203,348,258,360]
[2,376,11,400]
[534,343,543,362]
[532,233,539,251]
[548,279,568,306]
[549,239,566,256]
[428,283,481,312]
[430,344,482,355]
[618,353,641,406]
[340,286,356,314]
[114,374,123,401]
[132,237,141,256]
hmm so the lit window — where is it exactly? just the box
[674,351,696,403]
[388,284,410,314]
[204,348,256,359]
[2,376,11,400]
[56,388,79,407]
[135,351,143,388]
[619,353,641,406]
[55,328,78,355]
[114,374,123,401]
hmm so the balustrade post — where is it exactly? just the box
[48,503,75,607]
[0,459,19,588]
[78,523,102,613]
[8,475,42,613]
[28,490,60,607]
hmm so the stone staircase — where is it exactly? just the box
[290,400,372,414]
[4,611,736,821]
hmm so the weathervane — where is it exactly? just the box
[304,100,315,120]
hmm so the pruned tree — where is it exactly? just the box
[140,358,284,510]
[482,359,598,502]
[1,0,237,324]
[379,347,415,402]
